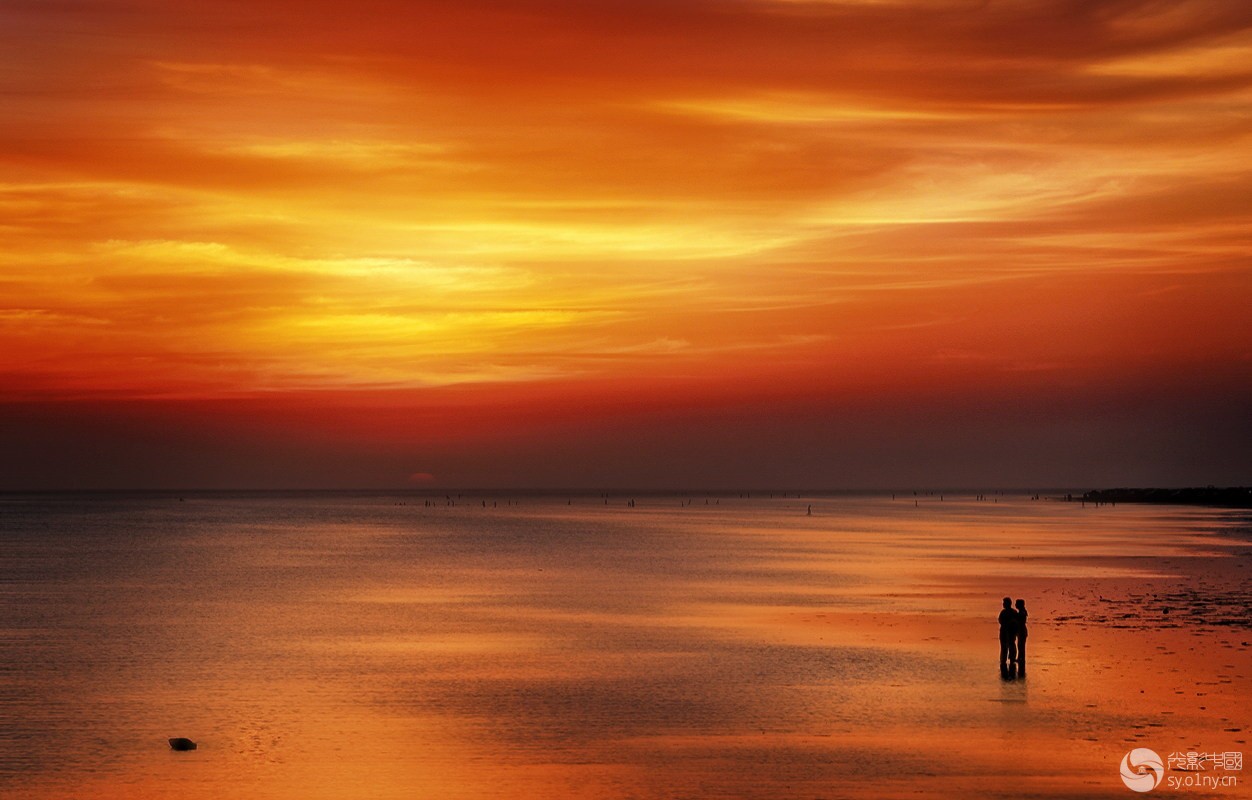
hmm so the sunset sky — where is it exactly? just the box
[2,0,1249,489]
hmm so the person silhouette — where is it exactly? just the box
[998,596,1019,668]
[1015,598,1028,668]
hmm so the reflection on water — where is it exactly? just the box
[0,493,1247,798]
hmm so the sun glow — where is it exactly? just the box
[0,0,1248,487]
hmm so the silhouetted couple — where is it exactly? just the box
[998,597,1028,678]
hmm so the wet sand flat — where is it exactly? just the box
[0,493,1247,798]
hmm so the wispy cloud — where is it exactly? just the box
[0,0,1248,402]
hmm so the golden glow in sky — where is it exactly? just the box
[1,0,1249,488]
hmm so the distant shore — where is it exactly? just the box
[1082,486,1252,508]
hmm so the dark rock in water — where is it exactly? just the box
[168,737,197,751]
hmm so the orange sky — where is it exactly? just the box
[1,0,1249,489]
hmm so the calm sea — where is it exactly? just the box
[1,492,1247,798]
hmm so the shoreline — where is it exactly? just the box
[1081,487,1252,508]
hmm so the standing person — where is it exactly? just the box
[1015,598,1028,668]
[998,597,1019,668]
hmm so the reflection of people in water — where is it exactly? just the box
[1015,598,1028,667]
[998,597,1019,667]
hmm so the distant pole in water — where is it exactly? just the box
[806,504,812,516]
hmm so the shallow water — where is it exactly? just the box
[1,493,1247,798]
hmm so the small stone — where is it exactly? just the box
[169,737,197,751]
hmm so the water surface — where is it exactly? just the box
[1,493,1247,798]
